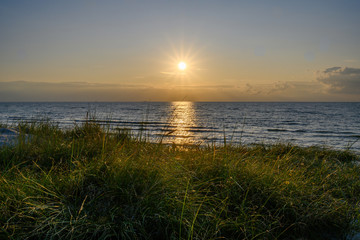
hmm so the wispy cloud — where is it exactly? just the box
[244,84,263,95]
[323,67,341,73]
[266,81,292,94]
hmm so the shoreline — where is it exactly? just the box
[1,125,359,156]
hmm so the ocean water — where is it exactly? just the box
[0,102,359,152]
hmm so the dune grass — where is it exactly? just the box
[1,120,360,239]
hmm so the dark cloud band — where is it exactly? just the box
[317,67,360,95]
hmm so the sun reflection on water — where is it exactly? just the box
[167,101,197,145]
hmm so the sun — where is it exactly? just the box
[160,42,202,80]
[178,61,187,71]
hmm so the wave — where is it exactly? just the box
[267,129,288,132]
[347,135,360,138]
[282,121,302,125]
[314,130,335,134]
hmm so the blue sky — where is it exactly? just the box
[1,0,360,101]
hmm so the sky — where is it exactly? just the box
[0,0,360,102]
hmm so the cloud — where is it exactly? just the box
[245,83,262,95]
[317,67,360,94]
[323,67,341,73]
[266,81,292,94]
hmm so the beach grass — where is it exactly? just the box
[1,120,360,239]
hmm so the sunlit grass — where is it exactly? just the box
[0,120,360,239]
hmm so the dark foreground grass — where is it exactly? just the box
[1,121,360,240]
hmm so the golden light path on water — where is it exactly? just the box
[167,101,197,145]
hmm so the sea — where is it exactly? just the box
[0,102,359,152]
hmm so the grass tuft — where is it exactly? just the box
[0,120,359,239]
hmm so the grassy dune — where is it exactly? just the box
[1,120,360,239]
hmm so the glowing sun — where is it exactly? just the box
[178,61,187,71]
